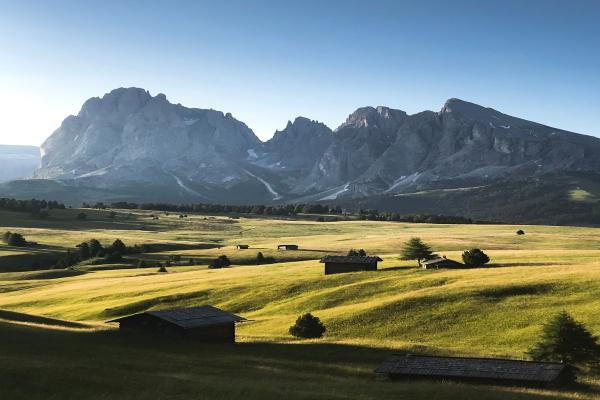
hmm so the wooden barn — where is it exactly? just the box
[421,256,463,269]
[278,244,298,250]
[236,244,249,249]
[376,354,570,387]
[108,305,246,342]
[320,255,382,275]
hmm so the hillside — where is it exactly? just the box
[1,208,600,398]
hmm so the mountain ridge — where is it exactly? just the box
[12,87,600,223]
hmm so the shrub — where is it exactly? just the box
[462,248,490,267]
[348,249,367,256]
[87,239,103,257]
[400,237,434,266]
[289,313,326,339]
[209,255,231,269]
[517,229,525,235]
[255,252,275,264]
[527,311,600,367]
[103,252,122,263]
[158,265,168,273]
[3,232,27,247]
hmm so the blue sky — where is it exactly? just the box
[1,0,599,145]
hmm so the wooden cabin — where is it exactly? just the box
[236,244,249,249]
[320,255,382,275]
[108,305,246,343]
[376,354,570,388]
[277,244,298,250]
[421,257,463,269]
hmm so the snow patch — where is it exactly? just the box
[247,149,258,160]
[244,169,282,200]
[385,173,420,193]
[319,183,350,200]
[183,118,199,126]
[500,125,511,129]
[171,174,206,198]
[489,122,497,128]
[75,167,109,179]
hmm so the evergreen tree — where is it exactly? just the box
[527,311,600,366]
[462,248,490,267]
[87,239,103,257]
[289,313,326,339]
[77,242,91,260]
[400,237,434,266]
[109,239,127,255]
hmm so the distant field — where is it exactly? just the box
[1,207,600,399]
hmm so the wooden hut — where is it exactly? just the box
[108,305,246,342]
[320,255,382,275]
[421,257,463,269]
[376,354,570,387]
[236,244,249,249]
[277,244,299,250]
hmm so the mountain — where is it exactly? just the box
[0,145,40,182]
[12,87,600,223]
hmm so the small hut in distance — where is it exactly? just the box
[421,256,463,269]
[108,305,246,343]
[278,244,298,250]
[320,255,382,275]
[236,244,249,249]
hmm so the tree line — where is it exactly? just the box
[0,198,65,217]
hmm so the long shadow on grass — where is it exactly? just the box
[0,321,590,400]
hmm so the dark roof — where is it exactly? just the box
[422,257,463,266]
[108,305,246,329]
[278,244,298,247]
[320,255,383,264]
[376,355,566,383]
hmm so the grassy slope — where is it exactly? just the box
[2,208,600,398]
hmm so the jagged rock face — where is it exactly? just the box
[32,89,600,204]
[262,117,332,172]
[36,88,262,195]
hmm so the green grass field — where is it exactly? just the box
[1,208,600,399]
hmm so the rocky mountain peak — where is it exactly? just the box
[338,106,407,131]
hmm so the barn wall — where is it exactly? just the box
[324,262,377,275]
[185,322,236,343]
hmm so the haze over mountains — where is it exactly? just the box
[3,87,600,223]
[0,145,40,183]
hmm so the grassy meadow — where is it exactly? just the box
[1,207,600,399]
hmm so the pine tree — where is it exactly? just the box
[527,311,600,366]
[400,237,433,266]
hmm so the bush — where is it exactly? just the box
[103,252,122,263]
[3,232,27,247]
[209,255,231,269]
[517,229,525,235]
[347,249,367,256]
[289,313,326,339]
[527,311,600,367]
[255,252,275,264]
[462,248,490,267]
[158,264,168,273]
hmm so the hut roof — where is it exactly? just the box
[375,354,566,383]
[421,257,462,266]
[320,255,383,264]
[109,305,246,329]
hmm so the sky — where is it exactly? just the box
[0,0,599,146]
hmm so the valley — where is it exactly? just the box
[1,206,600,398]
